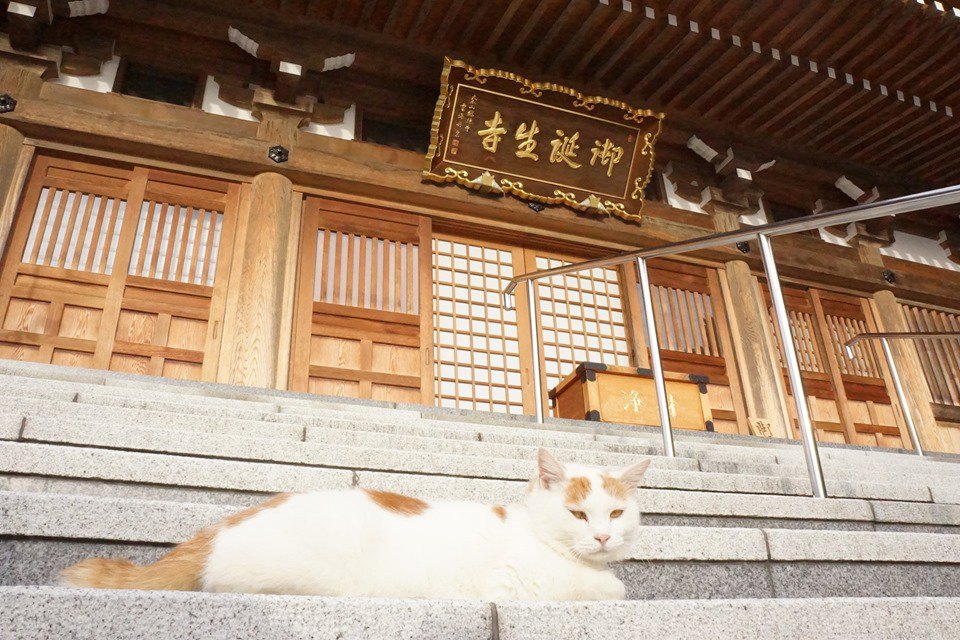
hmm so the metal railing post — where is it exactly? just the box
[526,279,544,424]
[879,337,924,456]
[636,257,676,457]
[758,234,828,498]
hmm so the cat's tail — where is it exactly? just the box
[61,534,212,591]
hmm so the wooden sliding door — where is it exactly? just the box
[0,155,238,381]
[431,235,529,414]
[524,249,637,417]
[901,301,960,447]
[643,260,748,435]
[765,285,907,448]
[289,199,432,404]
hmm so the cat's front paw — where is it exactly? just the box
[596,574,627,600]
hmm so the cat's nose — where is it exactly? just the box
[594,534,611,546]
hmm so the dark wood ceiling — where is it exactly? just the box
[200,0,960,187]
[6,0,960,242]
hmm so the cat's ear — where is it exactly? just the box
[616,459,651,488]
[537,448,566,489]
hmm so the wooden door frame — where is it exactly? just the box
[289,196,433,404]
[0,153,241,380]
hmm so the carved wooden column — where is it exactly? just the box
[850,228,949,452]
[218,172,299,388]
[704,188,792,438]
[0,38,58,259]
[217,95,306,389]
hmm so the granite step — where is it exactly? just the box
[0,358,954,462]
[0,381,954,481]
[3,375,959,484]
[6,441,960,531]
[6,401,955,491]
[495,597,960,640]
[5,419,935,501]
[7,587,960,640]
[5,491,960,600]
[3,362,960,484]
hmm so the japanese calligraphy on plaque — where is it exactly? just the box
[423,58,664,222]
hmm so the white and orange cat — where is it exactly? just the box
[62,449,650,601]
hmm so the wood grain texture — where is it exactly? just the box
[0,130,31,263]
[719,261,791,438]
[218,172,294,388]
[871,290,949,453]
[7,91,960,310]
[274,191,303,390]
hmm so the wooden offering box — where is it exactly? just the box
[550,363,714,430]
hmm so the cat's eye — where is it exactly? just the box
[610,510,624,519]
[569,510,588,521]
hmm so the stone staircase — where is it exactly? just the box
[2,359,960,638]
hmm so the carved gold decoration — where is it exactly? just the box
[423,58,662,223]
[631,126,662,201]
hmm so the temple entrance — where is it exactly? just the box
[765,284,908,448]
[288,198,433,404]
[0,154,239,381]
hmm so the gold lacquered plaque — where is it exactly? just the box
[423,58,664,223]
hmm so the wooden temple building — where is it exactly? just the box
[1,0,959,453]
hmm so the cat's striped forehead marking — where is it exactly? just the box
[601,475,631,500]
[364,489,429,516]
[564,476,592,504]
[492,505,507,521]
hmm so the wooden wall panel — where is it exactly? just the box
[290,198,432,404]
[0,342,40,362]
[0,154,238,383]
[764,284,908,448]
[309,377,361,398]
[50,348,94,368]
[3,298,48,334]
[161,360,202,381]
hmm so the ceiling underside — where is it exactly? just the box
[5,0,960,239]
[215,0,960,187]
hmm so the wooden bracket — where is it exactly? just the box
[939,228,960,266]
[6,1,53,51]
[59,33,115,77]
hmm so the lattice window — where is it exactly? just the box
[903,303,960,407]
[128,201,223,286]
[769,309,825,373]
[650,283,721,357]
[535,256,631,391]
[21,187,127,274]
[823,313,881,378]
[432,238,523,414]
[314,229,419,314]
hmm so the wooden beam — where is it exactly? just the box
[6,87,960,311]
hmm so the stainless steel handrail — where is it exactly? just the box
[502,184,960,300]
[502,183,960,499]
[844,331,960,457]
